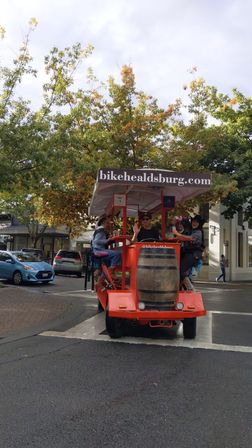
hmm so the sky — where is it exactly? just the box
[1,0,251,109]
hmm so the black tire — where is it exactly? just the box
[12,271,23,286]
[98,300,104,313]
[106,306,123,338]
[77,273,82,278]
[183,317,197,339]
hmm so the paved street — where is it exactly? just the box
[1,275,252,349]
[0,275,95,341]
[0,277,252,447]
[36,277,252,352]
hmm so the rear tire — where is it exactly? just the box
[106,306,123,338]
[183,317,197,339]
[13,271,23,286]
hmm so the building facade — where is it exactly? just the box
[0,214,70,263]
[198,204,252,281]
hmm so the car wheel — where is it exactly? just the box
[183,317,197,339]
[98,300,104,313]
[12,271,23,286]
[77,273,82,278]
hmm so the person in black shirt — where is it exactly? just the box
[131,212,160,242]
[172,215,204,289]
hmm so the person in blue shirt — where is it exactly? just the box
[92,214,121,281]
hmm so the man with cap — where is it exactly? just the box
[91,214,121,282]
[131,212,160,243]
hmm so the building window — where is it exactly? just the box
[238,232,243,267]
[248,235,252,267]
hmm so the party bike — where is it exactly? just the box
[88,168,212,339]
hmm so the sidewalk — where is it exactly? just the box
[0,285,72,344]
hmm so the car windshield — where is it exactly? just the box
[58,251,80,259]
[12,252,39,262]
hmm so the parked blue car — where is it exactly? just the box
[0,250,55,285]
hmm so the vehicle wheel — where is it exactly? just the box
[12,271,23,286]
[98,300,104,313]
[77,273,82,278]
[106,306,123,338]
[183,317,197,339]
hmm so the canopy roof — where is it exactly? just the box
[89,168,212,217]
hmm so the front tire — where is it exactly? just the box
[98,300,104,313]
[13,271,23,286]
[183,317,197,339]
[106,306,123,338]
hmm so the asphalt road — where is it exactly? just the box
[0,276,252,447]
[24,275,252,350]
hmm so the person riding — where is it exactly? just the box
[92,214,121,283]
[131,212,160,243]
[172,215,204,289]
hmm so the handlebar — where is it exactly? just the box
[108,235,131,243]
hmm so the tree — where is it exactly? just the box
[162,76,252,219]
[33,55,178,232]
[0,22,97,243]
[93,65,176,169]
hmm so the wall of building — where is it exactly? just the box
[208,204,252,281]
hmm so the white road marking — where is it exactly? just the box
[211,310,252,316]
[199,288,244,294]
[46,289,95,298]
[41,311,252,353]
[50,289,94,295]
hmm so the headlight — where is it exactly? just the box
[23,265,33,271]
[176,302,184,310]
[138,302,145,310]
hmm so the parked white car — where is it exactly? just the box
[53,250,83,277]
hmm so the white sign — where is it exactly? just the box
[113,194,126,207]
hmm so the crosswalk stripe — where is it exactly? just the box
[41,311,252,353]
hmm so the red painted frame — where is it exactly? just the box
[96,190,206,326]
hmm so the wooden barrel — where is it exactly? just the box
[136,246,179,310]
